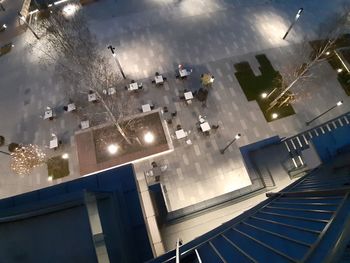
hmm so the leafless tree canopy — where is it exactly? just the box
[30,5,137,143]
[268,6,350,110]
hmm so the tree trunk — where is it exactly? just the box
[95,92,132,145]
[267,39,335,111]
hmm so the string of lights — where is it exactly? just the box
[10,144,46,175]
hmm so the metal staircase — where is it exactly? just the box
[150,153,350,263]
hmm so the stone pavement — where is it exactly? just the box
[159,141,299,251]
[132,45,350,211]
[0,0,349,210]
[0,0,24,44]
[87,0,347,79]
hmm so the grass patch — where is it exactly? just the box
[310,34,350,96]
[0,43,13,57]
[47,156,69,179]
[234,54,295,122]
[338,72,350,95]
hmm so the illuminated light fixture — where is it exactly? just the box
[107,144,118,154]
[29,9,39,15]
[295,8,303,19]
[272,113,278,119]
[325,51,330,55]
[54,0,69,5]
[337,68,343,73]
[220,133,242,154]
[336,100,343,106]
[306,100,344,126]
[261,92,267,99]
[48,176,53,181]
[62,3,79,17]
[62,153,69,159]
[144,132,155,144]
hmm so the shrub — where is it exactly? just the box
[8,143,20,152]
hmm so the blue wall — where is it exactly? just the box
[312,126,350,162]
[0,164,153,263]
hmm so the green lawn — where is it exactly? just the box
[47,156,69,179]
[234,54,295,122]
[309,34,350,96]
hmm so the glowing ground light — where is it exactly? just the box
[47,176,53,181]
[337,68,343,73]
[62,4,79,17]
[336,100,343,106]
[272,113,279,119]
[325,51,330,55]
[261,92,267,99]
[107,144,118,154]
[62,153,69,159]
[144,132,155,144]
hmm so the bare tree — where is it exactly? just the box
[268,6,350,110]
[29,3,135,144]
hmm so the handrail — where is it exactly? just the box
[324,213,350,262]
[280,111,350,143]
[159,191,284,262]
[266,188,350,197]
[301,192,349,262]
[161,188,350,262]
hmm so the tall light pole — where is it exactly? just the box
[107,45,126,79]
[18,12,40,40]
[283,8,303,40]
[306,100,343,126]
[0,1,5,11]
[220,133,241,154]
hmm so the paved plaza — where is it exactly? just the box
[0,0,350,215]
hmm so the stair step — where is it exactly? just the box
[211,235,253,263]
[225,228,291,263]
[246,217,319,244]
[236,223,308,261]
[197,243,224,262]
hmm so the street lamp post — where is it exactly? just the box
[0,0,5,11]
[306,100,343,126]
[18,12,40,40]
[283,8,303,40]
[107,45,126,79]
[220,133,241,154]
